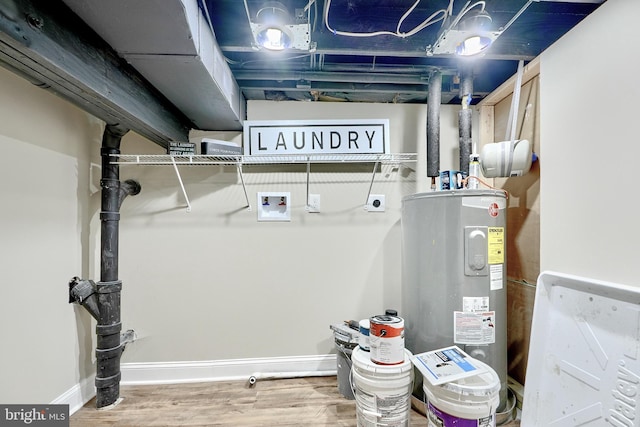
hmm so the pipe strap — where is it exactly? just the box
[96,344,124,361]
[96,280,122,293]
[96,322,122,336]
[95,372,122,388]
[101,147,120,156]
[100,211,120,221]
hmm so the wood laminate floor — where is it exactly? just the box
[70,376,520,426]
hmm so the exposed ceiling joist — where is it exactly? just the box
[233,70,432,85]
[219,44,538,62]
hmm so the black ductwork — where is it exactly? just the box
[69,123,140,409]
[427,70,442,188]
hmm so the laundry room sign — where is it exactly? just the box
[243,119,390,156]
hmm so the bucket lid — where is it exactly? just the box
[427,359,500,397]
[352,346,413,374]
[370,315,403,325]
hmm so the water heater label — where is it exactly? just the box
[462,296,489,313]
[453,311,496,345]
[487,227,504,264]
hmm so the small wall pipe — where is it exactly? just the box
[248,370,336,386]
[427,70,442,183]
[70,123,140,409]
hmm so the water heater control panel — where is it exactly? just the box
[464,226,489,276]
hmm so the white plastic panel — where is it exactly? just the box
[522,271,640,427]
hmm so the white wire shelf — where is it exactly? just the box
[109,153,418,213]
[110,153,418,165]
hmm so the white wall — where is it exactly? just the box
[539,0,639,287]
[0,66,102,404]
[116,101,464,362]
[0,58,464,405]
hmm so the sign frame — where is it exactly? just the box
[243,119,390,156]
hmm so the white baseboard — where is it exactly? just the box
[120,354,337,385]
[51,376,96,415]
[54,354,337,415]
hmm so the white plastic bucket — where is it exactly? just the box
[351,346,414,427]
[423,359,500,427]
[369,315,405,365]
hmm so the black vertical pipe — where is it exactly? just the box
[68,124,139,408]
[458,109,472,174]
[458,65,473,174]
[459,64,474,103]
[95,124,129,408]
[427,71,441,179]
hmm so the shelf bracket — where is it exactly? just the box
[237,163,251,210]
[305,157,311,210]
[171,156,191,212]
[364,158,381,209]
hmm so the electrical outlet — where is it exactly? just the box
[307,194,321,213]
[366,194,386,212]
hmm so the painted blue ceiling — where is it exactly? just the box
[203,0,603,104]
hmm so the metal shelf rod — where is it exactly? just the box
[305,157,311,210]
[237,163,251,211]
[364,160,380,209]
[171,156,192,212]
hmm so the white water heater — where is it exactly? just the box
[401,189,508,409]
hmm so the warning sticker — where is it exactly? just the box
[453,311,496,345]
[490,264,504,290]
[488,227,504,264]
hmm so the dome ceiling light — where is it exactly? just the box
[245,1,314,51]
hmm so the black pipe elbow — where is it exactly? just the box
[118,179,141,208]
[122,179,141,196]
[120,179,142,196]
[101,124,129,149]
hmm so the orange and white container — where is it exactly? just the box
[369,315,405,365]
